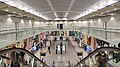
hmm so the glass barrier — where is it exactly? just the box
[74,47,120,67]
[0,48,49,67]
[1,27,120,48]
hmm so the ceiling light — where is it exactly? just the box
[101,13,104,14]
[19,13,21,15]
[5,9,8,11]
[64,12,68,17]
[64,21,67,24]
[50,22,53,24]
[7,15,11,17]
[73,21,77,23]
[114,8,117,10]
[111,13,115,16]
[96,14,99,15]
[79,21,81,23]
[45,22,48,24]
[13,12,16,13]
[62,18,67,20]
[55,22,58,24]
[54,13,58,17]
[107,11,110,12]
[111,5,114,6]
[41,22,44,24]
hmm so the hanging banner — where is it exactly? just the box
[58,31,60,36]
[38,34,41,43]
[61,31,64,36]
[26,38,30,50]
[75,31,78,38]
[42,32,44,39]
[91,37,96,50]
[17,42,21,48]
[35,35,38,44]
[48,31,50,37]
[7,44,14,65]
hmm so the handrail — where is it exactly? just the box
[0,55,10,60]
[74,47,120,67]
[0,48,49,67]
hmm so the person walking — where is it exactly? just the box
[48,46,51,53]
[67,61,71,67]
[52,61,55,67]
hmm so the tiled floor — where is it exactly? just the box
[44,40,79,67]
[34,38,88,67]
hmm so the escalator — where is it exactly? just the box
[74,47,120,67]
[0,48,49,67]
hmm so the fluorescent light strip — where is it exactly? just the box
[64,12,68,18]
[74,0,118,19]
[54,13,58,17]
[0,0,48,20]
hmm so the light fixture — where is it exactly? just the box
[54,13,58,17]
[50,21,53,24]
[93,15,95,16]
[45,22,48,24]
[96,14,99,15]
[101,12,104,14]
[64,12,68,17]
[111,5,114,6]
[79,21,81,23]
[13,12,16,13]
[111,13,114,16]
[7,15,11,17]
[5,9,8,11]
[41,22,44,24]
[114,8,117,10]
[19,13,21,15]
[107,11,110,12]
[73,21,77,23]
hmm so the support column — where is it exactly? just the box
[15,22,19,40]
[104,21,107,40]
[87,21,90,34]
[32,21,35,34]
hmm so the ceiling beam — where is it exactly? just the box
[65,0,75,17]
[40,11,81,14]
[46,0,56,18]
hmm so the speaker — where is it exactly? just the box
[60,24,63,29]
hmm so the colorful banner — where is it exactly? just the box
[26,38,30,50]
[61,31,64,36]
[58,31,60,36]
[90,37,96,50]
[38,34,41,43]
[75,31,78,38]
[35,35,38,44]
[7,44,14,65]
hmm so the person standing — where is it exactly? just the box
[50,40,52,46]
[48,46,51,53]
[67,61,71,67]
[52,61,55,67]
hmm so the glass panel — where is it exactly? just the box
[75,48,120,67]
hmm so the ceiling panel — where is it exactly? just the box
[70,0,100,12]
[21,0,52,13]
[67,12,79,20]
[51,0,71,11]
[56,12,66,18]
[19,0,101,20]
[44,13,55,20]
